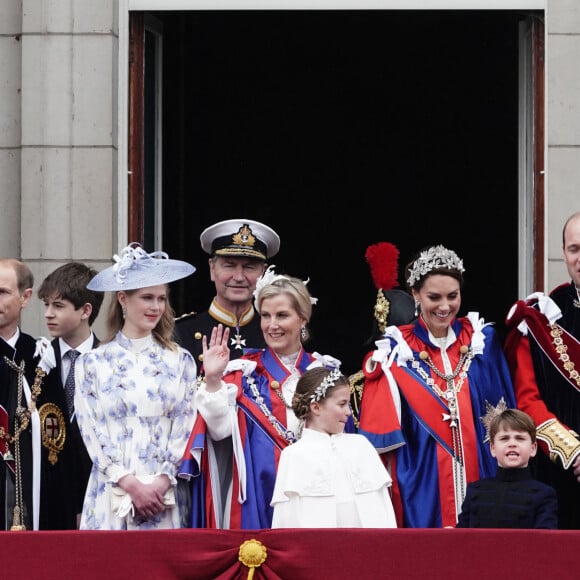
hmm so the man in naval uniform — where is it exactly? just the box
[175,220,280,514]
[175,218,280,369]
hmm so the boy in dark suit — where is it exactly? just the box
[457,408,558,529]
[37,262,104,529]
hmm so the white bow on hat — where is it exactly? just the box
[87,243,196,291]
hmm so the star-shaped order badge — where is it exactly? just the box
[480,397,509,443]
[231,334,246,350]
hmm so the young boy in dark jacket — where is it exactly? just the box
[457,408,558,529]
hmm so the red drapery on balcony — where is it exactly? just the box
[1,528,578,579]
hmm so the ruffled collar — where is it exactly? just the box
[373,312,489,368]
[117,332,154,353]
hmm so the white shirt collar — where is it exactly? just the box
[2,327,20,348]
[59,332,94,358]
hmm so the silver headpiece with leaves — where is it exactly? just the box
[310,368,342,402]
[406,245,465,287]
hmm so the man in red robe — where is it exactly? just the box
[504,211,580,529]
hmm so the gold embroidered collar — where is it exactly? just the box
[208,299,256,327]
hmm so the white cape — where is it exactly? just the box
[271,429,397,528]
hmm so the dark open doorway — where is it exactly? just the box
[134,10,538,375]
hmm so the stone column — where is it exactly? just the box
[19,0,118,336]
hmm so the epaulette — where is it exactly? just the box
[174,311,197,322]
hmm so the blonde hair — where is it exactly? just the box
[104,287,178,350]
[256,275,314,341]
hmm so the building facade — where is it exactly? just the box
[1,0,578,340]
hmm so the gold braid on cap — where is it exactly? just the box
[232,224,256,248]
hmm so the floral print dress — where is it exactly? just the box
[74,332,197,530]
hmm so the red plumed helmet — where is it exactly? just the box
[365,242,400,290]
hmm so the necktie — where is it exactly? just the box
[64,350,80,417]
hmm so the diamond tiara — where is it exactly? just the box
[310,368,343,402]
[406,245,465,288]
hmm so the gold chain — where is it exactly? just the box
[270,380,293,410]
[4,358,26,530]
[550,324,580,387]
[409,346,473,509]
[2,356,46,531]
[411,346,473,414]
[247,377,296,443]
[0,358,45,446]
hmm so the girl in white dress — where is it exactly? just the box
[75,243,198,530]
[270,366,397,528]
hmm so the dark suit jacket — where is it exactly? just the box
[0,332,39,530]
[456,466,558,529]
[35,336,98,529]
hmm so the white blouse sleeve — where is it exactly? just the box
[195,380,238,440]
